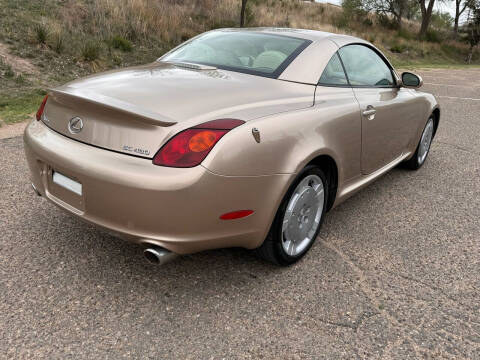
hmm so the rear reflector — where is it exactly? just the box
[220,210,254,220]
[36,95,48,121]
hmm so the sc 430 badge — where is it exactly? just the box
[122,145,151,156]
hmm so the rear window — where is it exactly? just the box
[161,31,311,79]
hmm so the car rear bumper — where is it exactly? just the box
[23,120,291,254]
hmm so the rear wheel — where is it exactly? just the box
[403,116,435,170]
[255,166,328,266]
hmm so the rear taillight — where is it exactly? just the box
[36,95,48,121]
[153,119,245,168]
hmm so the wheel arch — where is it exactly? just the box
[432,107,440,138]
[305,154,339,211]
[264,150,340,244]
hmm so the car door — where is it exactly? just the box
[315,52,362,182]
[338,44,415,175]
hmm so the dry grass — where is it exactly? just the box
[13,0,475,69]
[61,0,240,44]
[41,0,382,48]
[252,0,342,33]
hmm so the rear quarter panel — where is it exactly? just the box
[202,86,362,187]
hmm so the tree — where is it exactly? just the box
[418,0,436,37]
[240,0,248,27]
[341,0,368,26]
[405,0,420,20]
[464,1,480,62]
[365,0,410,28]
[454,0,469,35]
[364,0,420,29]
[431,10,454,29]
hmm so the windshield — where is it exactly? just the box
[161,31,311,79]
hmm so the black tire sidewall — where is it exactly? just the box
[402,116,434,170]
[270,166,328,265]
[412,116,434,169]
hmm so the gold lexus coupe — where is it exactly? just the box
[24,28,439,266]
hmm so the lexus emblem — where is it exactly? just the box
[68,117,83,134]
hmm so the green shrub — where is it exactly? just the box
[112,54,122,66]
[363,17,373,27]
[109,36,133,52]
[390,42,408,53]
[397,28,413,40]
[441,43,460,57]
[82,41,101,61]
[33,23,48,45]
[425,29,442,43]
[377,13,397,30]
[4,65,15,78]
[15,74,28,85]
[334,14,348,29]
[417,48,427,57]
[341,0,365,24]
[50,32,65,54]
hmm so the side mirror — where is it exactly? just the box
[401,72,423,88]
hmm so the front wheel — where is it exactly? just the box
[255,166,328,266]
[403,116,435,170]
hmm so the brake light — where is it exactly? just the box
[36,95,48,121]
[153,119,245,167]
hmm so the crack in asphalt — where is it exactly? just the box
[317,310,380,333]
[320,240,425,358]
[384,270,478,313]
[319,240,479,359]
[435,141,480,156]
[384,270,480,344]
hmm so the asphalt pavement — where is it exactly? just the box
[0,69,479,359]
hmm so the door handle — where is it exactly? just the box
[362,106,376,120]
[362,109,376,116]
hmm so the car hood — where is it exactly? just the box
[43,62,314,158]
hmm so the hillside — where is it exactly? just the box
[0,0,479,125]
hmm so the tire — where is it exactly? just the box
[403,116,435,170]
[255,165,328,266]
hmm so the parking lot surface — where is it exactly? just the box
[1,69,479,359]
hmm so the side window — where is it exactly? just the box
[338,45,394,87]
[318,53,348,86]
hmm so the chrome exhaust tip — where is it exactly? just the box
[144,246,178,265]
[31,183,41,196]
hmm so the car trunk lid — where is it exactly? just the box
[42,62,314,158]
